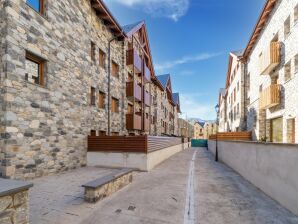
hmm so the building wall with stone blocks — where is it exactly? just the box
[0,0,127,179]
[246,0,298,143]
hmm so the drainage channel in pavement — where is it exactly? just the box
[184,150,197,224]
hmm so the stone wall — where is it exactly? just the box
[246,0,298,143]
[1,0,127,179]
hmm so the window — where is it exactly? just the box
[295,4,298,23]
[98,131,106,136]
[284,61,291,81]
[112,61,119,78]
[287,118,295,143]
[295,54,298,73]
[90,87,96,106]
[237,82,239,92]
[127,104,133,114]
[237,103,239,115]
[25,52,45,86]
[91,41,96,62]
[98,91,105,109]
[111,97,119,113]
[99,49,106,68]
[259,84,263,93]
[284,16,291,38]
[90,130,96,136]
[111,132,119,136]
[26,0,45,14]
[253,115,257,128]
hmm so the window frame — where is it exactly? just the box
[25,52,45,86]
[90,87,96,106]
[111,61,119,78]
[284,60,291,82]
[284,16,291,39]
[111,97,119,113]
[99,48,106,68]
[91,41,96,62]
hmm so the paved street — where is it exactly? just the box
[30,148,298,224]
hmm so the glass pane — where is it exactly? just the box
[271,117,283,143]
[25,59,40,84]
[27,0,40,12]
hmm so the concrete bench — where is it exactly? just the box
[82,168,134,203]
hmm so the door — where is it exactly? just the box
[271,117,283,143]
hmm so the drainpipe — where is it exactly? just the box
[108,36,122,136]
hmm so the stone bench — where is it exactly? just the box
[0,179,33,224]
[82,168,134,203]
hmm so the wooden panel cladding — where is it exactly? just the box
[147,136,182,152]
[144,63,151,83]
[209,132,252,141]
[144,91,150,107]
[112,61,119,78]
[126,113,142,130]
[259,42,281,75]
[126,81,142,102]
[88,135,147,153]
[259,84,281,109]
[126,49,142,73]
[88,136,184,153]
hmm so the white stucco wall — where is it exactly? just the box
[208,140,298,216]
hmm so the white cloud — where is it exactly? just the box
[179,94,216,120]
[107,0,189,21]
[155,52,222,71]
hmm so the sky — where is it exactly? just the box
[104,0,266,120]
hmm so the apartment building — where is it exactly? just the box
[223,51,246,132]
[218,0,298,143]
[218,88,227,132]
[0,0,182,179]
[244,0,298,143]
[194,122,204,139]
[178,118,194,138]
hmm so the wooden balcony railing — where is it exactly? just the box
[126,81,142,102]
[126,113,142,130]
[144,91,150,106]
[259,42,281,75]
[144,63,151,83]
[259,84,281,109]
[127,49,142,73]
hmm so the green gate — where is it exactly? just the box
[191,139,208,147]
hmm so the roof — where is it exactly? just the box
[91,0,126,38]
[156,74,170,88]
[243,0,277,59]
[173,93,180,105]
[230,50,243,58]
[195,121,205,128]
[122,21,144,37]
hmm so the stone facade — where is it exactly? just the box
[0,0,182,179]
[246,0,298,142]
[178,118,194,138]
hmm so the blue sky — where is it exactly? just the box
[104,0,266,120]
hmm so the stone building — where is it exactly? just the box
[218,0,298,143]
[244,0,298,143]
[219,51,246,132]
[0,0,183,179]
[178,118,194,138]
[194,122,205,139]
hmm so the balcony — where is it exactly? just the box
[127,49,142,73]
[144,118,150,132]
[126,81,142,102]
[259,42,281,75]
[126,113,142,130]
[259,84,281,109]
[144,63,151,83]
[144,91,150,106]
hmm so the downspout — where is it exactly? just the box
[107,36,119,136]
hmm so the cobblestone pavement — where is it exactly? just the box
[29,148,298,224]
